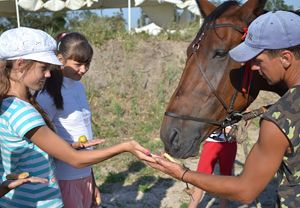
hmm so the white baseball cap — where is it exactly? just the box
[0,27,62,65]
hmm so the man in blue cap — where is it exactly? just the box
[148,11,300,207]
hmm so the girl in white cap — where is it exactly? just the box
[0,27,155,208]
[36,32,101,208]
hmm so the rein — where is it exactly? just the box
[165,22,249,129]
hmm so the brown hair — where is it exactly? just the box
[267,44,300,60]
[0,60,11,103]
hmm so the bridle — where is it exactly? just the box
[165,22,248,129]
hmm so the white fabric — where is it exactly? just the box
[205,132,227,142]
[65,0,86,10]
[205,126,232,143]
[43,0,65,11]
[0,27,62,65]
[135,23,162,35]
[138,0,200,28]
[18,0,44,11]
[37,77,93,180]
[142,4,175,28]
[176,0,200,15]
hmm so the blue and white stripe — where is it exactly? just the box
[0,97,63,208]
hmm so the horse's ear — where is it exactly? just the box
[237,0,267,23]
[196,0,216,18]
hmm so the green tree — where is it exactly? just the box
[265,0,294,11]
[0,8,67,34]
[68,10,126,46]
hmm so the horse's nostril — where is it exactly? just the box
[169,128,180,151]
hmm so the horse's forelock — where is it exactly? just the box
[188,1,241,57]
[199,1,240,34]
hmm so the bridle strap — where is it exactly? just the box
[195,57,230,111]
[207,23,245,33]
[165,22,247,127]
[165,112,223,126]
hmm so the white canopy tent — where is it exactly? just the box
[0,0,201,31]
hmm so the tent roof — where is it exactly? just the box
[0,0,199,16]
[0,0,180,17]
[0,0,200,29]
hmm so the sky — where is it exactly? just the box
[97,0,300,29]
[285,0,300,8]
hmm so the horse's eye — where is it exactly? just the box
[213,50,228,58]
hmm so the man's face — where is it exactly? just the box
[250,51,282,85]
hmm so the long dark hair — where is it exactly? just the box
[41,32,93,110]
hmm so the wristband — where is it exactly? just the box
[181,168,190,182]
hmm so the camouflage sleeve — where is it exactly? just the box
[261,87,300,207]
[262,87,300,155]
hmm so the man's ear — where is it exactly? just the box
[280,51,292,69]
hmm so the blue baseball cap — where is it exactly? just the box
[229,11,300,62]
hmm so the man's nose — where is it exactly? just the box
[251,64,260,71]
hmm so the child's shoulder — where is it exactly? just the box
[3,96,30,108]
[1,97,36,119]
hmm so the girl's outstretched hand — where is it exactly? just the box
[0,175,48,197]
[125,140,157,163]
[4,177,48,190]
[147,154,186,180]
[72,139,105,149]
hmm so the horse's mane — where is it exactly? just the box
[198,1,240,35]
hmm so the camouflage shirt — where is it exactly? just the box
[262,86,300,208]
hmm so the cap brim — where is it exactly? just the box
[9,51,62,66]
[229,42,264,62]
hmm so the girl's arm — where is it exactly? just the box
[26,125,156,168]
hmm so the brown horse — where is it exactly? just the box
[160,0,288,159]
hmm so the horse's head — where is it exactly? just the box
[160,0,269,159]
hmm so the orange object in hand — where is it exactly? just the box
[6,172,30,180]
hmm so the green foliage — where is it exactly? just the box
[180,203,188,208]
[1,9,67,34]
[68,10,127,46]
[265,0,294,11]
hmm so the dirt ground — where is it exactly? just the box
[98,91,280,208]
[87,40,281,208]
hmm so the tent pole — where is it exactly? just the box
[15,0,20,27]
[128,0,131,32]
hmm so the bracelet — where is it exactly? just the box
[181,168,190,182]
